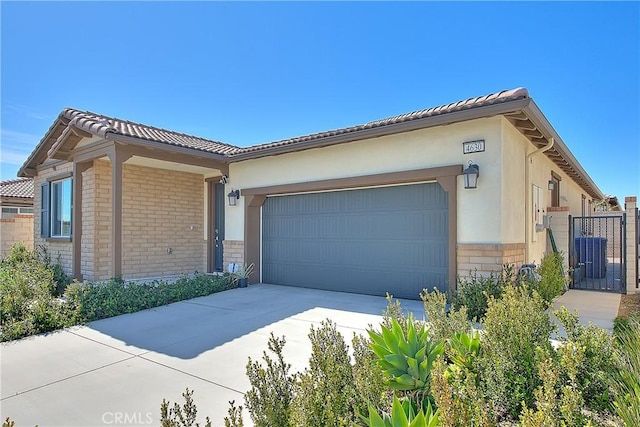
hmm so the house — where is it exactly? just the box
[17,87,638,298]
[1,178,35,257]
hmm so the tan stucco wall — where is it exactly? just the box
[0,214,34,258]
[501,118,593,264]
[227,117,505,244]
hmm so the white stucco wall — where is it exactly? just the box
[225,117,505,244]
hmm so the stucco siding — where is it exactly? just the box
[228,117,505,244]
[502,119,592,264]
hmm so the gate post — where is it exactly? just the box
[625,196,638,294]
[548,206,570,271]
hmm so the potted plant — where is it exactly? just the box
[233,263,254,288]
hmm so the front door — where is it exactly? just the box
[214,183,225,272]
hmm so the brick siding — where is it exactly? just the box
[457,243,525,277]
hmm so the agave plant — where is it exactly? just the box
[447,330,480,370]
[363,395,439,427]
[368,315,444,392]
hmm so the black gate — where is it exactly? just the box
[569,215,626,292]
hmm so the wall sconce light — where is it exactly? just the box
[548,180,555,190]
[463,161,480,189]
[228,189,240,206]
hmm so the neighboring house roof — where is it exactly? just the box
[1,178,34,200]
[17,88,603,199]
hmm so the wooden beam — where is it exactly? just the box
[107,146,133,278]
[512,119,537,131]
[72,161,92,281]
[71,125,93,139]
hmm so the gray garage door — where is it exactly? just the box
[262,183,449,300]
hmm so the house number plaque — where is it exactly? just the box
[463,140,485,154]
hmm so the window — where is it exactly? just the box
[1,206,33,219]
[550,173,561,207]
[41,177,72,238]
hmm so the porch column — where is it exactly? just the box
[244,194,266,284]
[625,196,638,294]
[108,147,132,278]
[436,175,458,292]
[72,161,92,281]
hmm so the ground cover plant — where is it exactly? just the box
[1,244,235,342]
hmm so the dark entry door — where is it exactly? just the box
[214,183,225,272]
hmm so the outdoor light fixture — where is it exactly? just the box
[463,161,480,189]
[228,189,240,206]
[548,180,555,190]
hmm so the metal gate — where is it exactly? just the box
[569,215,625,292]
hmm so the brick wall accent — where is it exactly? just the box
[457,243,525,277]
[223,240,244,272]
[625,196,638,294]
[119,163,206,280]
[0,214,34,257]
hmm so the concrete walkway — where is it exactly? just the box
[1,284,423,427]
[551,288,621,334]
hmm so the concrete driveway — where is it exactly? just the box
[1,284,424,427]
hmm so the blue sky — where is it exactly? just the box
[2,1,638,201]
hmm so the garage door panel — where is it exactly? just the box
[262,183,449,299]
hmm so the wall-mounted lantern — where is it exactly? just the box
[548,180,555,190]
[463,161,480,189]
[228,189,240,206]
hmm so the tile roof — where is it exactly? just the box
[62,108,242,156]
[236,87,529,154]
[1,178,34,199]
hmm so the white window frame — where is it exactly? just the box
[43,177,73,238]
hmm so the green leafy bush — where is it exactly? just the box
[352,333,389,417]
[65,273,235,323]
[160,388,211,427]
[291,320,357,426]
[453,265,514,322]
[534,252,567,305]
[244,333,294,427]
[555,307,615,411]
[420,288,470,342]
[1,243,74,341]
[476,285,555,420]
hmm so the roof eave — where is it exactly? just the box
[228,97,532,162]
[522,101,604,200]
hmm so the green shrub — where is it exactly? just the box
[420,288,470,342]
[244,333,294,427]
[160,388,211,427]
[0,243,74,341]
[534,252,567,305]
[453,265,514,322]
[65,273,235,323]
[609,314,640,426]
[352,333,389,417]
[555,307,615,411]
[476,286,555,420]
[291,320,357,426]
